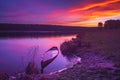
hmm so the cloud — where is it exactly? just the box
[64,0,120,26]
[69,0,120,12]
[0,0,120,27]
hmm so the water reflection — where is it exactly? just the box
[0,35,76,75]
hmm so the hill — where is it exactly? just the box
[0,23,86,31]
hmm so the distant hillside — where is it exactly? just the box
[0,23,97,32]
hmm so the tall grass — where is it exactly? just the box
[24,46,39,74]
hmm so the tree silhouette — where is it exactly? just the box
[104,20,120,29]
[98,22,103,29]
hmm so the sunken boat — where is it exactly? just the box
[40,46,59,73]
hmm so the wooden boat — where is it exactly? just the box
[41,46,59,73]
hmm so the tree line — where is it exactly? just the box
[98,19,120,29]
[104,19,120,29]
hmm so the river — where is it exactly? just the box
[0,35,77,75]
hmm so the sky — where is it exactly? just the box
[0,0,120,27]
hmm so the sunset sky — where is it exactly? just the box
[0,0,120,27]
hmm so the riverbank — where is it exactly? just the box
[61,29,120,66]
[79,29,120,66]
[52,29,120,80]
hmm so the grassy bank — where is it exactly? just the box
[53,29,120,80]
[81,29,120,66]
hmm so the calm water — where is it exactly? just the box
[0,35,76,75]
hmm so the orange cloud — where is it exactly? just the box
[36,0,120,27]
[63,0,120,27]
[44,9,120,27]
[69,0,120,12]
[66,10,120,27]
